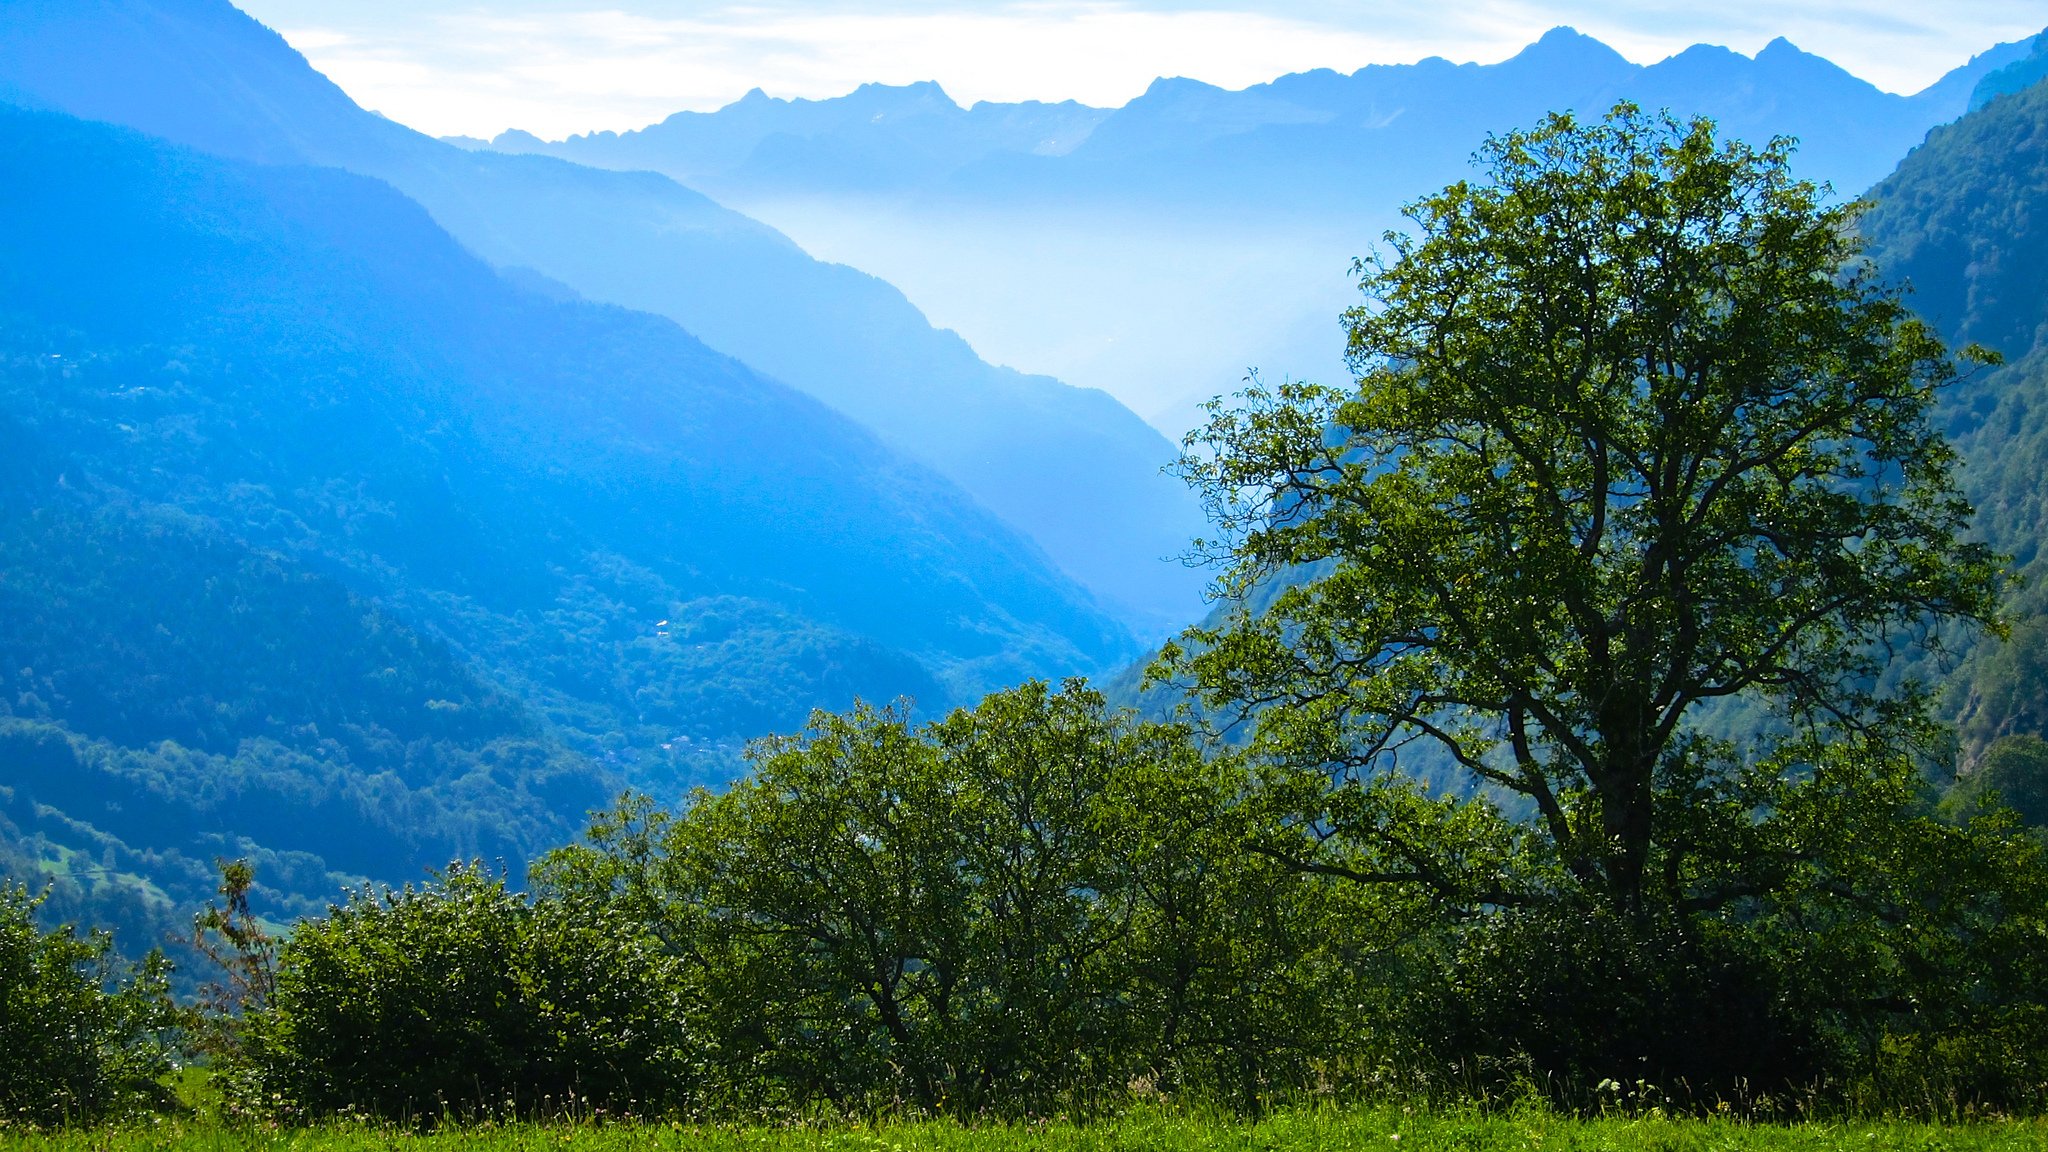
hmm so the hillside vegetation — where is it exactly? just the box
[0,102,1126,948]
[11,108,2046,1132]
[1860,72,2048,758]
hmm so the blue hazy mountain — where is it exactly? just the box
[1970,28,2048,112]
[496,81,1110,195]
[983,29,2017,211]
[0,0,1208,637]
[522,27,2026,211]
[488,28,2035,437]
[0,101,1134,944]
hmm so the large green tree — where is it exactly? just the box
[1165,105,2004,919]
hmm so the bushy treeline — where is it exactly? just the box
[158,681,2039,1123]
[209,683,1362,1119]
[8,680,2048,1124]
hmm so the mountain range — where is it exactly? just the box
[486,27,2037,433]
[0,0,1208,637]
[508,28,2014,209]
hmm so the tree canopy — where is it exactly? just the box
[531,682,1372,1115]
[1165,104,2004,916]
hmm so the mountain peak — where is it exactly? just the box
[856,79,948,96]
[491,127,547,148]
[1969,27,2048,111]
[1750,34,1879,93]
[847,80,961,112]
[1506,26,1635,73]
[1137,76,1228,101]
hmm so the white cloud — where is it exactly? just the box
[235,0,2048,140]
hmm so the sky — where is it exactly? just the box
[235,1,2048,141]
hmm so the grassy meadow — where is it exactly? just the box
[4,1109,2046,1152]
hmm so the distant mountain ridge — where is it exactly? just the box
[1970,28,2048,112]
[478,80,1110,192]
[484,27,2037,436]
[506,27,2029,211]
[0,0,1208,636]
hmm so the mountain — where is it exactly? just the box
[1970,28,2048,112]
[490,29,2037,435]
[501,81,1110,196]
[0,102,1130,954]
[522,27,2029,216]
[1863,68,2048,363]
[0,0,1208,637]
[1858,71,2048,757]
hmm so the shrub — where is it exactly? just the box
[0,882,177,1126]
[250,864,692,1119]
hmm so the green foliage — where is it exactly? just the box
[1946,735,2048,828]
[164,105,2048,1122]
[186,859,277,1092]
[1159,105,2031,1101]
[17,688,2048,1123]
[1451,739,2048,1107]
[16,96,2048,1128]
[536,682,1382,1116]
[248,866,693,1120]
[0,882,177,1126]
[1857,76,2048,766]
[1929,348,2048,760]
[1170,102,1999,911]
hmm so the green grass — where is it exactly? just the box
[3,1107,2044,1152]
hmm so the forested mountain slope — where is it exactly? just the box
[0,104,1127,949]
[0,0,1207,636]
[1860,67,2048,757]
